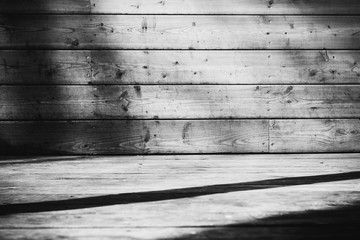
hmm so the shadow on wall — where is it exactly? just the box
[0,16,88,154]
[0,11,155,155]
[1,4,360,155]
[0,12,135,155]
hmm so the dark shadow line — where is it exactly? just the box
[1,171,360,216]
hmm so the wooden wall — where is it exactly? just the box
[0,0,360,154]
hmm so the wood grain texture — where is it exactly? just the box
[0,0,91,14]
[91,50,360,85]
[270,119,360,152]
[1,0,360,238]
[1,85,360,119]
[2,50,360,85]
[0,50,91,84]
[1,154,358,197]
[91,0,360,14]
[1,120,359,154]
[2,0,360,14]
[0,120,268,154]
[0,154,359,239]
[1,15,360,49]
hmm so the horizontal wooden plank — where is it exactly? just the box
[1,119,359,154]
[1,15,360,49]
[0,0,91,14]
[1,85,360,119]
[91,50,360,84]
[2,0,360,14]
[1,154,359,196]
[2,50,360,85]
[0,120,268,154]
[270,119,360,152]
[0,154,359,239]
[0,50,91,84]
[91,0,360,14]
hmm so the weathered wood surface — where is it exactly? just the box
[0,50,91,84]
[1,120,359,154]
[270,119,360,152]
[0,120,268,154]
[2,0,360,14]
[0,154,359,239]
[1,154,358,197]
[2,50,360,85]
[91,50,360,85]
[1,0,359,238]
[1,85,360,119]
[90,0,360,14]
[1,15,360,49]
[0,0,91,14]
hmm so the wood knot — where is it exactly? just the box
[309,69,318,77]
[182,122,192,144]
[116,70,126,79]
[284,86,293,94]
[65,38,79,47]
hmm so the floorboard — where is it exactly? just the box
[0,154,359,239]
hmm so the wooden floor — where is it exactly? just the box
[0,154,359,240]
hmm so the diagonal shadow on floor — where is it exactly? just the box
[161,201,360,240]
[1,171,360,216]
